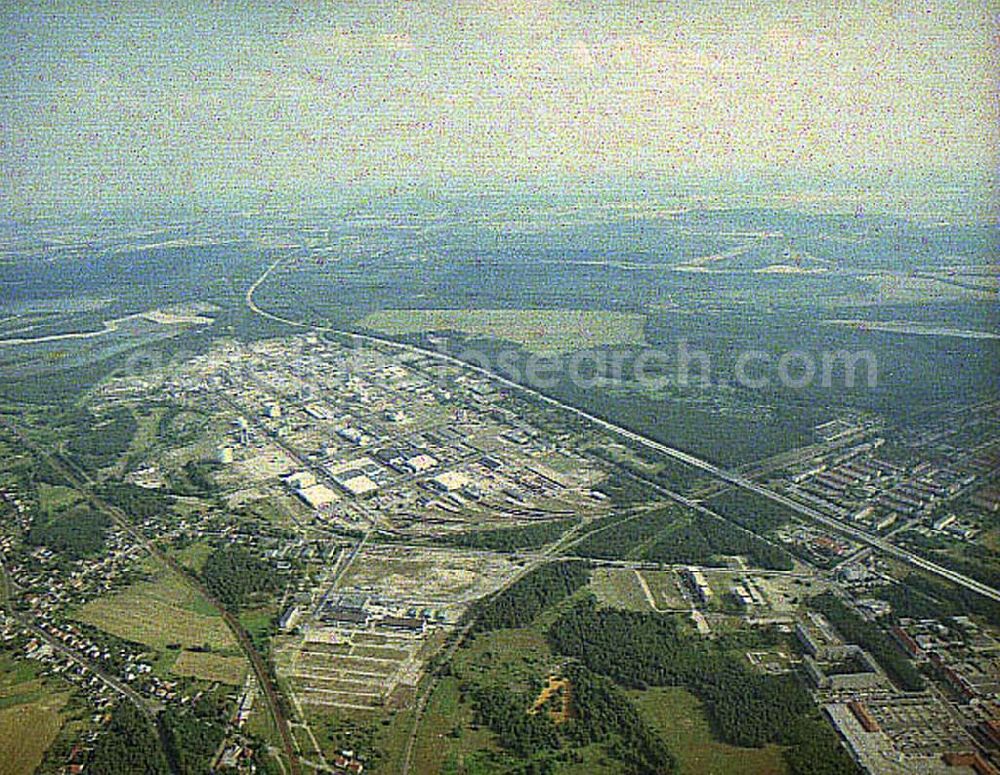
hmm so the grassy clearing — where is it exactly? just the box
[528,675,572,723]
[37,483,82,511]
[0,699,64,775]
[119,407,165,471]
[239,606,276,644]
[74,568,234,650]
[452,628,555,687]
[171,650,248,685]
[360,309,646,355]
[631,686,787,775]
[589,568,654,611]
[170,541,214,573]
[0,655,44,708]
[410,676,498,775]
[641,570,690,609]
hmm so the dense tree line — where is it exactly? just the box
[170,460,220,497]
[472,685,561,758]
[895,537,1000,606]
[156,405,210,446]
[0,358,123,405]
[643,515,793,570]
[873,575,1000,629]
[547,601,808,747]
[162,704,227,774]
[27,504,109,560]
[570,509,677,559]
[593,470,659,505]
[63,406,137,470]
[471,667,677,775]
[88,702,170,775]
[547,598,858,773]
[201,544,281,610]
[569,507,793,570]
[444,519,575,552]
[473,561,590,632]
[705,488,798,535]
[99,482,175,520]
[781,716,863,775]
[562,665,677,775]
[809,593,924,691]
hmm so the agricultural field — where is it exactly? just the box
[0,701,64,775]
[171,650,248,685]
[0,654,70,775]
[631,686,788,775]
[359,308,647,354]
[73,566,234,650]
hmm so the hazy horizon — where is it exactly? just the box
[3,0,998,215]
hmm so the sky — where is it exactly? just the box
[2,0,997,213]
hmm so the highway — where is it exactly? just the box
[247,257,1000,604]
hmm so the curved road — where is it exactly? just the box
[247,258,1000,604]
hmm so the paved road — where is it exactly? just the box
[0,557,162,718]
[247,257,1000,604]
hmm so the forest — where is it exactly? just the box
[201,544,282,610]
[27,504,110,560]
[547,598,859,774]
[99,481,175,520]
[704,488,800,536]
[872,574,1000,629]
[63,406,137,470]
[444,519,575,552]
[169,460,221,497]
[568,506,793,570]
[472,561,590,632]
[88,702,169,775]
[562,665,677,775]
[643,513,793,570]
[569,508,676,559]
[161,694,228,775]
[471,665,678,775]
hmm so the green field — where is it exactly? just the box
[409,676,499,775]
[170,541,214,573]
[0,702,64,775]
[589,568,654,611]
[360,309,646,354]
[0,655,68,775]
[37,483,82,511]
[171,650,248,685]
[74,567,234,650]
[631,686,787,775]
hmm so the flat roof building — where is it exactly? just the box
[405,454,438,473]
[338,474,379,497]
[297,483,338,509]
[430,471,471,493]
